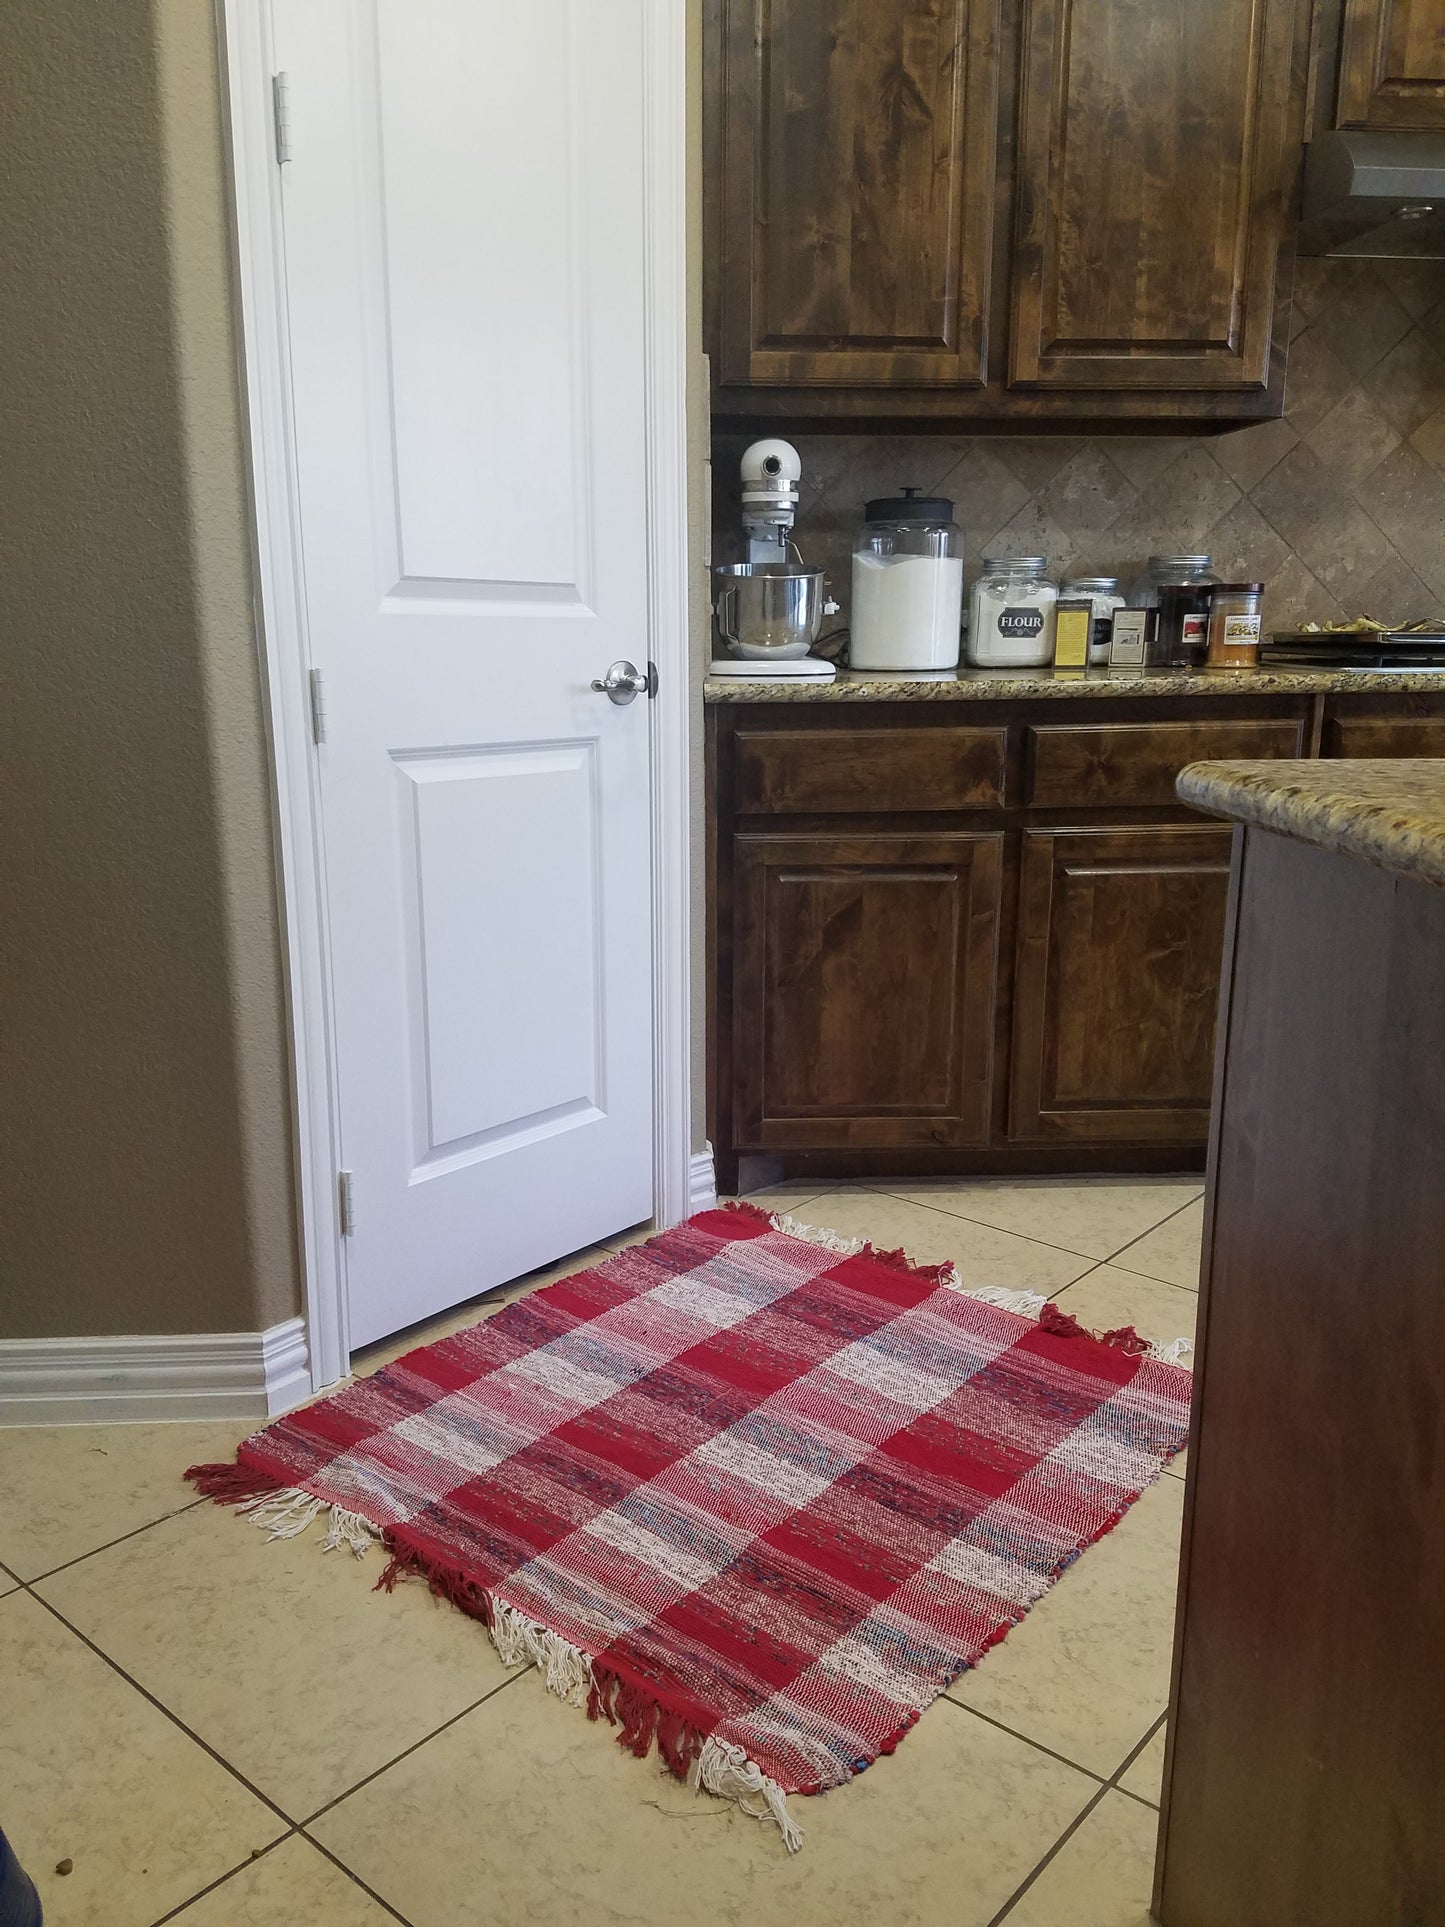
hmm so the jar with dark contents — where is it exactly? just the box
[1129,555,1219,668]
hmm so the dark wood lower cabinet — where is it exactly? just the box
[707,689,1445,1179]
[1009,825,1233,1143]
[731,832,1003,1152]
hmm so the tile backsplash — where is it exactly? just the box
[711,258,1445,641]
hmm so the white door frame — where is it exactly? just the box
[216,0,694,1393]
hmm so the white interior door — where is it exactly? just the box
[274,0,656,1350]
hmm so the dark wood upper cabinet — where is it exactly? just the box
[709,0,1001,392]
[704,0,1312,423]
[1010,0,1304,393]
[1336,0,1445,128]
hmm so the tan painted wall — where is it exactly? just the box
[0,0,300,1339]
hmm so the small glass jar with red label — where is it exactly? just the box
[1205,583,1265,671]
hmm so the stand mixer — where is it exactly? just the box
[710,440,839,680]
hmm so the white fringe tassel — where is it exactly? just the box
[696,1736,804,1853]
[762,1209,1191,1366]
[489,1598,593,1708]
[236,1485,382,1558]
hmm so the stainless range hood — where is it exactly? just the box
[1300,130,1445,259]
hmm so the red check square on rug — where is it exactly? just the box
[189,1204,1191,1849]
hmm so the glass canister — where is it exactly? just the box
[1205,582,1264,671]
[1062,574,1125,668]
[1127,555,1219,668]
[967,555,1058,668]
[849,488,964,671]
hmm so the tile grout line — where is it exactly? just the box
[18,1575,526,1921]
[986,1710,1169,1926]
[937,1696,1109,1787]
[1102,1190,1207,1279]
[23,1491,213,1589]
[848,1179,1204,1282]
[294,1833,417,1927]
[298,1665,534,1828]
[20,1584,298,1831]
[147,1831,297,1927]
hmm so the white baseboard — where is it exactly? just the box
[689,1144,718,1215]
[0,1317,310,1427]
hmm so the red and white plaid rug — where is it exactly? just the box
[190,1204,1191,1849]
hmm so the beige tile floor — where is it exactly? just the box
[0,1176,1201,1927]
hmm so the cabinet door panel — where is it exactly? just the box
[713,0,1000,389]
[733,833,1002,1149]
[1323,714,1445,755]
[1337,0,1445,128]
[1010,0,1302,391]
[1010,825,1232,1142]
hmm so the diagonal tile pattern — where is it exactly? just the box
[712,259,1445,634]
[0,1175,1203,1923]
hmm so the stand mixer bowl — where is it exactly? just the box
[713,563,826,661]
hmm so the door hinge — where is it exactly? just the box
[337,1170,355,1238]
[308,666,326,744]
[271,72,292,165]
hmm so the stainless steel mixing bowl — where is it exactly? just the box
[713,563,827,661]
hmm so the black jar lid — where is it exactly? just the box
[1213,582,1265,594]
[863,486,956,524]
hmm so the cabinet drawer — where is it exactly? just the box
[1025,719,1305,808]
[735,727,1007,814]
[1322,716,1445,757]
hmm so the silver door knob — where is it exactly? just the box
[590,659,651,705]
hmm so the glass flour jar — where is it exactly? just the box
[967,555,1058,668]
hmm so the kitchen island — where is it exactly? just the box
[1153,760,1445,1926]
[705,667,1445,1189]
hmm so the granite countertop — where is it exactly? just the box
[1177,759,1445,889]
[702,665,1445,703]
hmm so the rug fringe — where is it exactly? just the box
[184,1459,284,1503]
[374,1537,805,1849]
[696,1736,804,1853]
[761,1211,1192,1364]
[191,1476,383,1559]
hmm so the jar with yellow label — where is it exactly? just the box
[1205,582,1264,671]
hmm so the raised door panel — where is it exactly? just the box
[733,833,1003,1149]
[1337,0,1445,128]
[1010,825,1233,1142]
[711,0,1001,389]
[1025,718,1306,809]
[1010,0,1302,392]
[1322,713,1445,754]
[735,727,1007,813]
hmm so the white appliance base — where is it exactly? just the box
[708,658,836,679]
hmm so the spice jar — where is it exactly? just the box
[967,555,1058,668]
[1062,575,1125,668]
[1128,555,1219,668]
[1205,582,1264,671]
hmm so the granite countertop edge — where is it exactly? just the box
[1177,759,1445,890]
[702,667,1445,703]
